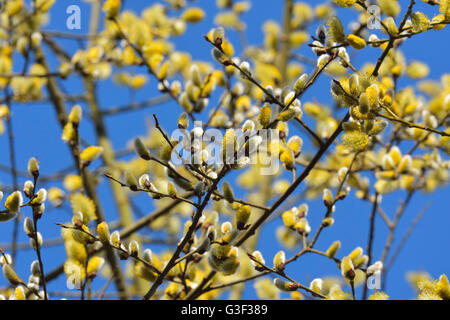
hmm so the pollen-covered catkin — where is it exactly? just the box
[103,0,121,19]
[333,0,357,7]
[347,34,366,49]
[235,204,251,230]
[258,103,272,127]
[97,222,110,244]
[436,274,450,300]
[5,191,23,213]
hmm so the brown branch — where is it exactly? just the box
[371,0,416,77]
[143,167,229,300]
[362,192,379,300]
[33,44,129,299]
[100,96,171,116]
[383,202,430,287]
[236,111,350,247]
[187,111,350,299]
[278,0,294,84]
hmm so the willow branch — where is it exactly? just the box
[143,167,229,300]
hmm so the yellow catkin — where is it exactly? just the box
[406,61,430,79]
[282,210,296,229]
[5,0,23,16]
[70,193,97,224]
[347,34,366,49]
[333,0,357,7]
[235,205,251,230]
[342,131,369,151]
[182,7,205,23]
[97,222,110,243]
[87,256,105,276]
[369,291,389,300]
[63,174,82,192]
[222,129,237,163]
[5,191,23,213]
[61,122,76,143]
[14,286,26,300]
[36,0,55,12]
[411,12,430,33]
[436,274,450,300]
[280,149,295,171]
[258,104,272,127]
[79,146,104,163]
[102,0,121,19]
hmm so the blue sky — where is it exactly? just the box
[0,0,449,300]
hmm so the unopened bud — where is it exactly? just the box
[239,61,251,78]
[27,157,40,178]
[323,188,333,207]
[68,105,82,126]
[196,236,211,254]
[273,250,286,272]
[222,181,234,203]
[367,261,383,276]
[326,240,341,259]
[274,278,299,291]
[110,231,120,247]
[294,73,308,95]
[30,232,43,250]
[3,264,22,285]
[134,138,152,160]
[177,112,189,130]
[128,240,140,257]
[213,27,225,46]
[309,278,323,294]
[322,217,335,227]
[235,204,251,230]
[30,260,41,277]
[23,217,35,237]
[142,249,153,265]
[23,180,34,198]
[194,181,206,197]
[250,250,266,272]
[72,211,84,228]
[124,170,138,191]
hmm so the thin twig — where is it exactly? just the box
[362,192,379,300]
[143,167,229,300]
